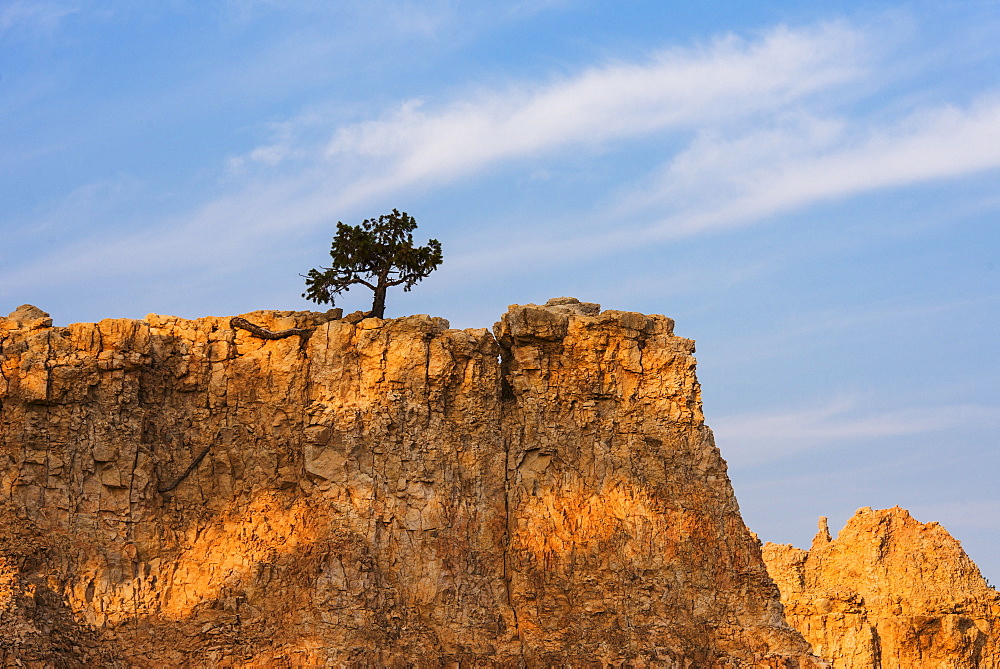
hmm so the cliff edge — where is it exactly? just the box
[0,299,818,666]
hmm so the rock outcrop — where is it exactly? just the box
[763,507,1000,668]
[0,299,820,666]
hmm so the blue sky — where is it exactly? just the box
[3,1,999,581]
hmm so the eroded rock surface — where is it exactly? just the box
[763,507,1000,668]
[0,300,818,665]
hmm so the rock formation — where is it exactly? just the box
[0,299,819,666]
[763,507,1000,667]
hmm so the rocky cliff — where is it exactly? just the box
[763,507,1000,668]
[0,299,818,666]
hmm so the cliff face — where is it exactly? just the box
[762,508,1000,668]
[494,301,813,665]
[0,298,818,666]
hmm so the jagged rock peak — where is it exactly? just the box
[811,515,832,550]
[763,506,1000,667]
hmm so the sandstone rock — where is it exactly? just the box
[3,305,52,330]
[493,302,816,666]
[763,507,1000,668]
[0,301,820,665]
[543,295,601,315]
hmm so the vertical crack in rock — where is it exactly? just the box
[496,335,526,663]
[43,330,54,405]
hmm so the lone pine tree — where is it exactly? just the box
[302,210,442,319]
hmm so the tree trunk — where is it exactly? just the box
[370,284,387,319]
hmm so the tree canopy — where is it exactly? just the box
[302,210,442,319]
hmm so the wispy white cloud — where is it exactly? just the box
[225,112,327,174]
[0,1,79,37]
[636,96,1000,238]
[319,22,867,192]
[225,22,868,185]
[446,93,1000,274]
[714,397,1000,466]
[422,93,1000,272]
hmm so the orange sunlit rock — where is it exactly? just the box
[0,301,823,665]
[763,507,1000,667]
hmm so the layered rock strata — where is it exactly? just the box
[0,299,817,665]
[763,507,1000,668]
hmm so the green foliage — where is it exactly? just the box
[302,209,442,318]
